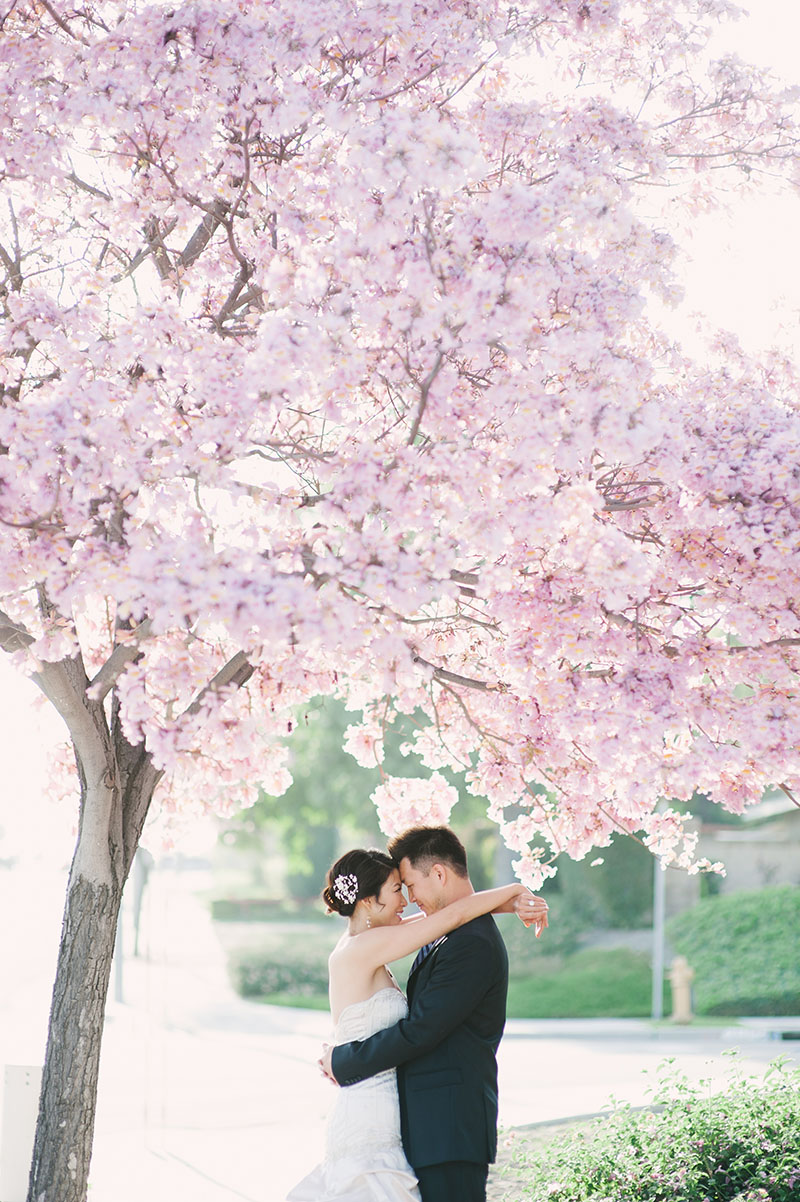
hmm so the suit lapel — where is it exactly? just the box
[407,934,447,1003]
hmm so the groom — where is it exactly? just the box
[321,825,547,1202]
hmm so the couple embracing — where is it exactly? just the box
[287,825,548,1202]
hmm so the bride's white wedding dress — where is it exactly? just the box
[287,986,421,1201]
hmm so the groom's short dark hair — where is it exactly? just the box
[387,825,468,878]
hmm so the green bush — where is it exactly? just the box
[512,1058,800,1202]
[211,898,283,922]
[667,886,800,1016]
[229,948,330,998]
[495,901,583,969]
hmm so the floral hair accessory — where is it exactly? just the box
[333,873,358,905]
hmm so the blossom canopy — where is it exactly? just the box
[1,0,799,886]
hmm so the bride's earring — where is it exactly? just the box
[366,915,372,929]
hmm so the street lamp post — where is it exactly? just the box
[651,856,666,1020]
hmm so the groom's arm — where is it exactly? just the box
[330,925,501,1086]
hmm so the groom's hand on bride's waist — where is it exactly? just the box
[319,1043,339,1085]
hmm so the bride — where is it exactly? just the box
[286,846,546,1201]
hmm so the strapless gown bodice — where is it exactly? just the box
[334,986,408,1043]
[286,988,420,1201]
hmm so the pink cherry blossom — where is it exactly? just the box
[372,775,460,838]
[0,0,798,890]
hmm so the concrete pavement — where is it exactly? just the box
[2,864,798,1202]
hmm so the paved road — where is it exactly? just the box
[2,866,798,1202]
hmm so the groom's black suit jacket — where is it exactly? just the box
[331,914,509,1170]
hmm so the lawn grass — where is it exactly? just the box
[506,947,667,1018]
[253,993,331,1011]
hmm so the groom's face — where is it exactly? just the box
[399,857,446,914]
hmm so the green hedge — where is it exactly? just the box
[229,948,330,998]
[513,1058,800,1202]
[211,898,283,922]
[226,937,662,1017]
[667,885,800,1016]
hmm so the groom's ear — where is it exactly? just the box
[430,863,447,886]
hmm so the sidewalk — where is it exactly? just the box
[2,865,798,1202]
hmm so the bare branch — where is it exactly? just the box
[143,216,173,281]
[778,782,800,810]
[412,652,506,692]
[407,351,443,446]
[449,568,479,597]
[0,608,34,653]
[180,651,254,720]
[111,217,179,283]
[88,619,154,702]
[729,637,800,653]
[368,63,439,104]
[437,55,495,110]
[30,656,105,775]
[39,1,88,42]
[436,679,513,748]
[66,172,112,201]
[178,204,226,268]
[603,496,659,511]
[0,239,21,291]
[0,3,21,34]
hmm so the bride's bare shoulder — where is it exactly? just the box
[329,928,385,970]
[329,931,363,962]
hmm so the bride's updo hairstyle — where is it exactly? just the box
[323,848,397,917]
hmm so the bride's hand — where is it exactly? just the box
[318,1043,338,1084]
[514,889,549,936]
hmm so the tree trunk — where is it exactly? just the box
[19,640,237,1199]
[25,661,161,1202]
[27,874,122,1202]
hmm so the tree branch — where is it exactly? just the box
[412,652,506,692]
[0,608,34,653]
[729,637,800,653]
[31,657,103,770]
[778,782,800,810]
[178,204,227,268]
[407,351,443,446]
[39,1,88,42]
[603,496,659,511]
[180,650,255,720]
[111,217,179,282]
[66,172,112,201]
[449,568,479,597]
[88,619,154,702]
[143,216,173,281]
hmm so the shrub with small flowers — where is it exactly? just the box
[511,1058,800,1202]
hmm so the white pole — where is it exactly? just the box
[0,1065,42,1202]
[651,857,666,1020]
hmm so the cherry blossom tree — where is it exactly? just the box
[1,0,800,1197]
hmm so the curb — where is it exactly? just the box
[502,1017,800,1042]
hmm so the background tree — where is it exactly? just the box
[1,2,800,1199]
[222,696,498,898]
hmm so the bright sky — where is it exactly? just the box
[1,2,799,871]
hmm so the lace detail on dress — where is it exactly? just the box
[286,986,420,1201]
[326,988,407,1161]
